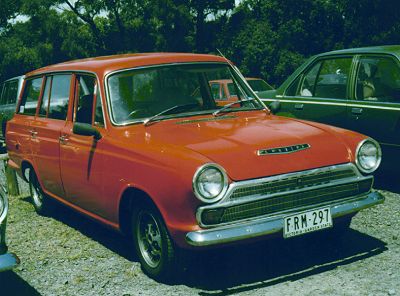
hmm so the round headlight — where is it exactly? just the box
[193,164,228,203]
[355,138,382,173]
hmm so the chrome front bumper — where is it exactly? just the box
[186,191,384,247]
[0,252,20,272]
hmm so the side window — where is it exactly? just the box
[48,75,71,120]
[299,62,322,96]
[356,56,400,103]
[39,76,51,116]
[210,83,221,100]
[0,83,5,105]
[6,80,19,104]
[299,58,352,99]
[1,80,19,105]
[19,77,43,115]
[75,75,97,125]
[94,86,105,127]
[285,75,302,96]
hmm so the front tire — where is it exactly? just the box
[28,169,50,215]
[132,203,176,280]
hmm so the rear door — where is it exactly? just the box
[347,55,400,146]
[274,56,354,128]
[30,74,72,197]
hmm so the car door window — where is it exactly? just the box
[355,56,400,103]
[48,75,71,120]
[0,83,5,105]
[94,86,105,127]
[75,75,97,125]
[299,58,352,99]
[18,77,43,115]
[39,76,51,117]
[2,80,19,105]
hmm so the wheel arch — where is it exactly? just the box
[118,186,162,237]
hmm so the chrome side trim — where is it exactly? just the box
[186,191,384,247]
[261,98,400,111]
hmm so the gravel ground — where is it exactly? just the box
[0,163,399,296]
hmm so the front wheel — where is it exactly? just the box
[28,169,50,215]
[132,203,176,280]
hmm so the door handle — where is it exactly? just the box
[351,107,363,115]
[294,103,304,110]
[29,130,38,139]
[59,135,69,145]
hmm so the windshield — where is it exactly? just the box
[107,63,264,125]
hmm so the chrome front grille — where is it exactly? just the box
[220,181,370,224]
[230,167,356,200]
[198,164,373,227]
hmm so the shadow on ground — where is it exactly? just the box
[20,196,137,263]
[0,271,41,296]
[29,196,388,294]
[181,230,387,294]
[374,170,400,193]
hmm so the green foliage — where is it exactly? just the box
[1,0,400,85]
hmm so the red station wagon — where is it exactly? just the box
[6,53,384,280]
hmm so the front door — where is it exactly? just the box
[59,74,108,218]
[277,56,353,129]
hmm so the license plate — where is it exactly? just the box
[283,207,332,238]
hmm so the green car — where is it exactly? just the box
[259,45,400,169]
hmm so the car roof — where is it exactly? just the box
[317,45,400,59]
[26,53,228,78]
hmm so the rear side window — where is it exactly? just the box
[48,75,71,120]
[355,56,400,103]
[19,77,43,115]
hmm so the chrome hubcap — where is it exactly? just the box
[137,211,162,268]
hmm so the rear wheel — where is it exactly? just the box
[132,203,176,281]
[28,169,50,215]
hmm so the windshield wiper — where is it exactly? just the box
[212,98,257,117]
[143,103,199,126]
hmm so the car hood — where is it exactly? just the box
[129,112,353,181]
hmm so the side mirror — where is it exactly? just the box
[73,122,102,140]
[268,100,281,114]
